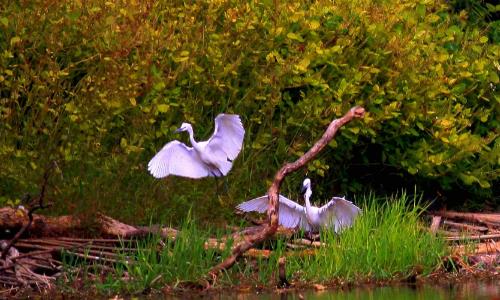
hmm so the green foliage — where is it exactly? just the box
[0,0,498,223]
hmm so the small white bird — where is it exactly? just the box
[148,113,245,179]
[237,178,361,233]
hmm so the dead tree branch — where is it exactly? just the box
[1,162,56,260]
[208,106,365,278]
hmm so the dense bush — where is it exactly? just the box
[0,0,498,224]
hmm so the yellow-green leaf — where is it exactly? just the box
[157,104,169,113]
[0,17,8,27]
[10,36,21,46]
[287,32,304,42]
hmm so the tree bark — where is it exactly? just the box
[208,106,365,277]
[0,208,179,239]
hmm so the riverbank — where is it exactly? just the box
[1,194,498,298]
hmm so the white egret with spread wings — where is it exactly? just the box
[237,178,361,233]
[148,114,244,179]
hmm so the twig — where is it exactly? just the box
[277,257,290,288]
[445,233,500,242]
[293,238,324,248]
[429,216,442,235]
[1,161,56,260]
[208,106,365,279]
[442,220,489,233]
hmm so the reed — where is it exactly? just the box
[289,193,447,282]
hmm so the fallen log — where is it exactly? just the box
[442,220,489,233]
[432,211,500,226]
[0,207,180,240]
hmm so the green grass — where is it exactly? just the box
[288,193,448,282]
[61,216,233,294]
[60,193,447,294]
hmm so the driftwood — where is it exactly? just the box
[429,216,442,235]
[432,211,500,226]
[443,220,488,233]
[0,208,180,240]
[445,234,500,242]
[208,106,366,278]
[452,241,500,256]
[1,162,56,259]
[429,211,500,272]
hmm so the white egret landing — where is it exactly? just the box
[237,178,361,233]
[148,114,245,179]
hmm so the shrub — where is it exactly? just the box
[0,0,498,223]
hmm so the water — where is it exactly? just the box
[165,280,500,300]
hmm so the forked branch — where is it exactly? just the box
[208,106,365,277]
[1,161,56,260]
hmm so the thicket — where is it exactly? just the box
[0,0,498,224]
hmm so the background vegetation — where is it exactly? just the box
[1,0,499,225]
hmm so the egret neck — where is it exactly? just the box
[303,185,315,224]
[184,124,198,148]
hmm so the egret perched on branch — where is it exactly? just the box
[237,178,361,233]
[148,114,245,179]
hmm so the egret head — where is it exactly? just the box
[301,178,311,194]
[174,122,192,133]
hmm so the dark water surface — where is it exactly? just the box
[164,280,500,300]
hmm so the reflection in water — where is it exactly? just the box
[165,281,500,300]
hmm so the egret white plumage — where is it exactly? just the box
[148,114,244,179]
[237,178,361,233]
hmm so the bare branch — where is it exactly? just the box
[1,162,56,260]
[208,106,365,277]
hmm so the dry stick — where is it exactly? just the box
[445,233,500,242]
[58,237,134,243]
[208,106,365,278]
[0,241,94,273]
[19,238,139,252]
[442,220,489,232]
[429,216,442,235]
[277,256,290,288]
[1,162,55,260]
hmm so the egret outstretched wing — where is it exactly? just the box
[319,197,361,232]
[206,114,245,161]
[148,141,210,179]
[237,195,307,230]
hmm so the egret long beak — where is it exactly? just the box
[174,127,183,133]
[300,185,308,194]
